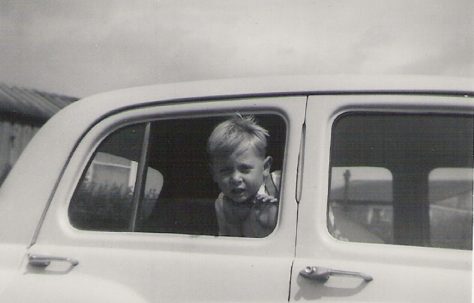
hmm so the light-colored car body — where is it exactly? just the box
[0,75,472,302]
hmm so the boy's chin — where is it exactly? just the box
[231,197,249,204]
[226,193,256,204]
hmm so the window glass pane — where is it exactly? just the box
[429,168,473,250]
[138,167,163,224]
[328,113,473,250]
[69,124,146,231]
[329,167,393,244]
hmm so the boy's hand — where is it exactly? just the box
[254,193,278,228]
[255,193,278,203]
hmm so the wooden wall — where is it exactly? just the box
[0,120,39,184]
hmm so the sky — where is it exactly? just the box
[1,0,473,98]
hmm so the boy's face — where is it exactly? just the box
[211,145,271,204]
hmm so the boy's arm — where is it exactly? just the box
[254,170,281,228]
[255,170,281,203]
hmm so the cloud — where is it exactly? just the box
[0,0,472,97]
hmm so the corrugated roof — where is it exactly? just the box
[0,83,78,122]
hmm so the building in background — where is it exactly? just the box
[0,83,77,184]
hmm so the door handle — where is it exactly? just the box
[28,254,79,268]
[300,266,373,283]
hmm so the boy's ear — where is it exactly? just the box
[263,156,272,176]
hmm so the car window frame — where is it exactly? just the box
[36,96,305,257]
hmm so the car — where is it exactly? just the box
[0,75,472,302]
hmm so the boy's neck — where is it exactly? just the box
[224,194,257,207]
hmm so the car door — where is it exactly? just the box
[291,94,473,302]
[3,96,306,302]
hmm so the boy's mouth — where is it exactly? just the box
[231,188,246,196]
[230,187,246,199]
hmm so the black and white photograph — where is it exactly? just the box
[0,1,473,302]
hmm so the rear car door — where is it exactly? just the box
[291,94,472,302]
[3,96,306,302]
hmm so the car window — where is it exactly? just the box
[69,124,148,231]
[69,113,287,237]
[429,168,472,250]
[328,113,473,250]
[329,167,393,243]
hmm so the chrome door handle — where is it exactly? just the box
[300,266,373,283]
[28,254,79,268]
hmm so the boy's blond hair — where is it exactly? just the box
[208,114,269,160]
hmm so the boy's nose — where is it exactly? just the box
[230,172,243,184]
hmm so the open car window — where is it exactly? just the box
[69,114,286,237]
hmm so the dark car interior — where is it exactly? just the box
[138,115,286,235]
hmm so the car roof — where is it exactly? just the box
[78,75,473,104]
[52,75,471,129]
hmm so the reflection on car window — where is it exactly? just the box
[429,168,473,250]
[328,113,473,250]
[69,124,158,231]
[69,114,286,237]
[329,167,393,244]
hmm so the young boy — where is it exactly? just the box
[208,114,280,237]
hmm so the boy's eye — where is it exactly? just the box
[239,165,253,173]
[219,168,232,174]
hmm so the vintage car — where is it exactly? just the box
[0,76,472,302]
